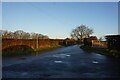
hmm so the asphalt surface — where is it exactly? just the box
[2,45,120,78]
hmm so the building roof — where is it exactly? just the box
[105,35,120,37]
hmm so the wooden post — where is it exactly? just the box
[92,40,93,47]
[66,41,67,46]
[36,37,38,49]
[36,36,39,56]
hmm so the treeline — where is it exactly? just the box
[0,30,49,39]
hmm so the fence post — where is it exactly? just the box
[92,40,93,47]
[99,40,101,47]
[36,37,38,49]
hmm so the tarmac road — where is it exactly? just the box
[2,45,120,78]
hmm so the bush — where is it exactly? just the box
[2,45,35,57]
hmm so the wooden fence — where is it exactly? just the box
[92,40,107,48]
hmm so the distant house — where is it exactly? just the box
[83,36,98,46]
[105,35,120,51]
[83,36,107,48]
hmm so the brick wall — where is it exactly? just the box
[2,39,64,50]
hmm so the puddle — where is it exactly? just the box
[53,54,70,58]
[54,61,63,63]
[53,55,59,57]
[60,54,66,55]
[60,54,66,58]
[42,74,51,77]
[21,72,28,76]
[82,72,96,77]
[18,57,26,60]
[92,61,98,64]
[66,55,70,57]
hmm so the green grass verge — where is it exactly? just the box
[2,45,63,57]
[33,45,63,53]
[80,45,120,59]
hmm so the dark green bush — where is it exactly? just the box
[2,45,35,57]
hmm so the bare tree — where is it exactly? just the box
[1,30,9,38]
[1,30,49,39]
[30,33,38,39]
[22,32,30,39]
[42,35,49,39]
[70,29,79,40]
[14,30,26,39]
[70,24,93,40]
[30,33,49,39]
[99,37,103,41]
[85,27,93,38]
[38,34,44,39]
[1,30,14,38]
[7,31,14,38]
[0,30,5,38]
